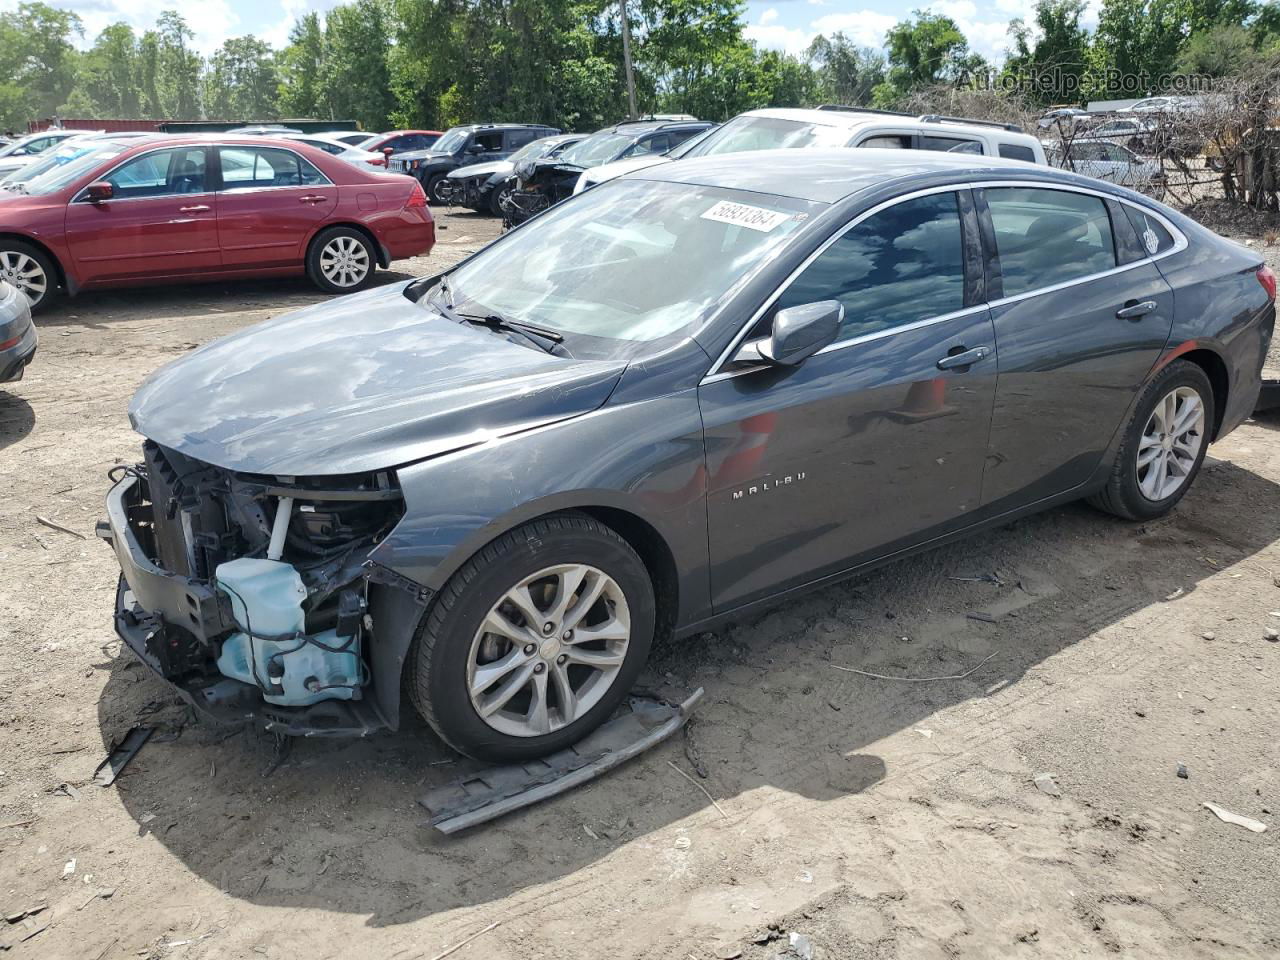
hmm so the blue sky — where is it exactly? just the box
[2,0,1100,61]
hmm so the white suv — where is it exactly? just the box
[575,106,1046,194]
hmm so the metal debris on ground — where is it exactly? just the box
[426,920,501,960]
[1203,801,1267,833]
[93,727,153,787]
[832,652,998,683]
[789,931,815,960]
[55,782,82,801]
[1033,773,1063,797]
[1177,763,1190,779]
[34,515,86,540]
[948,573,1004,585]
[419,689,703,834]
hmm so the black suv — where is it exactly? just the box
[390,123,560,203]
[506,117,713,223]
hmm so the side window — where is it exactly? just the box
[985,187,1117,297]
[920,135,983,155]
[102,148,207,199]
[775,192,967,343]
[474,131,504,152]
[858,135,911,150]
[1123,205,1175,256]
[998,143,1036,163]
[506,129,537,150]
[624,135,669,158]
[219,147,328,189]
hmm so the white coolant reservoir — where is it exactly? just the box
[214,557,361,707]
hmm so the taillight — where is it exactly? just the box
[406,182,427,208]
[367,156,386,166]
[1259,265,1277,303]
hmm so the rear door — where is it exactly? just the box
[700,188,998,609]
[64,145,219,283]
[214,145,336,270]
[976,184,1175,509]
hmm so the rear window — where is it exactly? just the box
[1123,205,1176,256]
[920,135,983,155]
[998,143,1037,162]
[985,187,1117,297]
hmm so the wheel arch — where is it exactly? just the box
[0,232,70,293]
[306,221,389,269]
[1177,347,1229,440]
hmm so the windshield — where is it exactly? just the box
[684,115,850,158]
[560,132,634,168]
[441,179,819,350]
[22,145,129,196]
[2,140,110,187]
[432,127,471,154]
[508,137,562,164]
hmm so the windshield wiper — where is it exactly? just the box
[428,294,564,355]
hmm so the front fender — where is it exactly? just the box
[367,389,711,628]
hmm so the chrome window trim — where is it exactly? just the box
[71,143,213,204]
[700,178,1187,385]
[216,145,333,191]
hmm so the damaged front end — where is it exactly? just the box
[99,442,427,736]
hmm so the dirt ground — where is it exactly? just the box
[1,205,1279,960]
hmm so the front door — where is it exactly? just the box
[64,145,220,284]
[699,189,999,610]
[214,145,336,270]
[976,185,1175,509]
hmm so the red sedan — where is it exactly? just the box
[0,135,434,312]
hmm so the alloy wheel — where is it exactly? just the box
[1137,385,1205,501]
[467,563,631,738]
[0,249,48,306]
[318,236,370,288]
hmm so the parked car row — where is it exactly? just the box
[0,134,435,312]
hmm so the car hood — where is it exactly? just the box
[129,282,627,476]
[0,156,35,172]
[395,149,454,163]
[448,159,512,180]
[579,154,673,188]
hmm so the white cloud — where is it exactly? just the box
[36,0,242,55]
[809,10,899,49]
[760,7,779,25]
[745,21,815,55]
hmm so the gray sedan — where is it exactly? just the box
[0,280,37,382]
[102,150,1276,763]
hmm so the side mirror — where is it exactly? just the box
[382,146,394,157]
[465,143,484,154]
[748,300,843,366]
[85,181,113,203]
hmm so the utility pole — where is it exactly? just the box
[620,0,637,119]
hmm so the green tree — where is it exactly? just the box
[806,33,886,107]
[205,36,278,119]
[144,11,202,119]
[874,11,978,106]
[0,2,83,127]
[1005,0,1090,105]
[321,0,396,128]
[1088,0,1190,93]
[278,13,325,117]
[73,23,142,116]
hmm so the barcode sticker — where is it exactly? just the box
[700,200,791,233]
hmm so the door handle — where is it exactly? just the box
[298,195,328,204]
[1116,300,1157,320]
[178,204,210,212]
[936,345,990,371]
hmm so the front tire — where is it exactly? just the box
[426,174,450,205]
[408,514,655,762]
[306,226,376,294]
[0,240,58,313]
[1088,360,1214,520]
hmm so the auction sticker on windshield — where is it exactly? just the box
[700,199,791,233]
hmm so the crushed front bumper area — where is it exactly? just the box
[100,451,420,737]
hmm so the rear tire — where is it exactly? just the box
[306,226,376,294]
[1088,360,1214,520]
[0,240,58,313]
[407,514,655,763]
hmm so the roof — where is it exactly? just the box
[733,107,1040,144]
[631,148,1083,204]
[603,119,712,136]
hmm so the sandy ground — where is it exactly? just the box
[1,206,1279,960]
